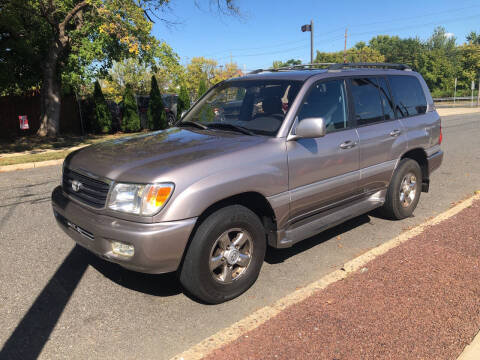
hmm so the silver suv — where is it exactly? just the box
[52,63,443,304]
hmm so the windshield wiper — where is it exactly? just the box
[206,123,254,136]
[178,121,208,130]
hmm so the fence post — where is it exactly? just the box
[454,78,457,105]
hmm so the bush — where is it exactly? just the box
[121,84,141,132]
[147,75,167,130]
[93,80,112,133]
[177,84,191,120]
[197,77,207,99]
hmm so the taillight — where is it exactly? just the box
[438,125,443,145]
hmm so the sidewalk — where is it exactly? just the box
[201,198,480,360]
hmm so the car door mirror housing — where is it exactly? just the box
[291,117,326,140]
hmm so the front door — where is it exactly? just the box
[287,79,360,222]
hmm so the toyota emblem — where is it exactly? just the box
[71,180,82,192]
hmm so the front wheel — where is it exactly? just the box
[179,205,266,304]
[379,158,422,220]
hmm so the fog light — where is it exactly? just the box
[112,241,134,257]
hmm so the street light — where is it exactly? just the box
[301,20,314,64]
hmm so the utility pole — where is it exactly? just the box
[301,20,314,64]
[344,28,348,63]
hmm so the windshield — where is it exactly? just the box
[181,79,302,136]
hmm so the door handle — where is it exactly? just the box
[339,140,356,149]
[390,129,401,137]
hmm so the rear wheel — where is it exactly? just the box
[179,205,266,304]
[379,158,422,220]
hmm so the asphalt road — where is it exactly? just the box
[0,113,479,360]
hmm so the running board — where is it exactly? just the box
[276,190,385,248]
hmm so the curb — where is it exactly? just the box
[458,329,480,360]
[0,159,64,173]
[171,191,480,360]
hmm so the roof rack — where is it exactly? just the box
[249,63,334,74]
[327,62,412,71]
[249,62,412,74]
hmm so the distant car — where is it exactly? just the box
[162,94,178,126]
[52,63,442,304]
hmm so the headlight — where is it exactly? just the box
[107,183,174,216]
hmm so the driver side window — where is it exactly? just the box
[297,79,348,133]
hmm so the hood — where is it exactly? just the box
[65,127,268,183]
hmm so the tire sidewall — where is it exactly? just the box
[181,205,266,303]
[390,159,422,219]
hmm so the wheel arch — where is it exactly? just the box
[400,148,429,192]
[178,191,278,271]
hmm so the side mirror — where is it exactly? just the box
[291,117,326,139]
[181,110,187,119]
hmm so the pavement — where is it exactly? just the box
[201,197,480,360]
[0,112,479,359]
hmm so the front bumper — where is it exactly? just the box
[52,186,196,274]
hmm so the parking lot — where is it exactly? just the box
[1,112,479,360]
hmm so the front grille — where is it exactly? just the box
[63,168,110,208]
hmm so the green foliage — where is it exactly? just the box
[315,45,385,64]
[315,27,480,97]
[177,85,191,120]
[197,77,207,99]
[121,84,140,132]
[147,75,167,130]
[93,81,112,133]
[272,59,302,69]
[466,31,480,45]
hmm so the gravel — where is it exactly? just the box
[204,200,480,360]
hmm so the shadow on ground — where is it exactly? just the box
[0,245,180,360]
[0,211,376,359]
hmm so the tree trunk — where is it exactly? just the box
[37,40,63,137]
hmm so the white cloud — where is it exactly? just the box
[445,32,455,38]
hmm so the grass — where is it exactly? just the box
[0,150,72,166]
[0,132,140,155]
[0,131,147,167]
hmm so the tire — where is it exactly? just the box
[179,205,266,304]
[379,158,422,220]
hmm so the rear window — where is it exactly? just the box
[350,78,384,126]
[388,75,427,118]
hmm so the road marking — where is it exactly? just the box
[171,191,480,360]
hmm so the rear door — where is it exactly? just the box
[287,78,361,222]
[350,77,407,193]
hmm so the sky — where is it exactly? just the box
[152,0,480,71]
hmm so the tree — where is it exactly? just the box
[1,1,239,137]
[177,85,191,120]
[272,59,301,69]
[315,46,385,64]
[212,62,242,84]
[93,80,112,133]
[197,77,207,99]
[466,31,480,45]
[147,75,166,130]
[121,84,140,132]
[185,57,218,97]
